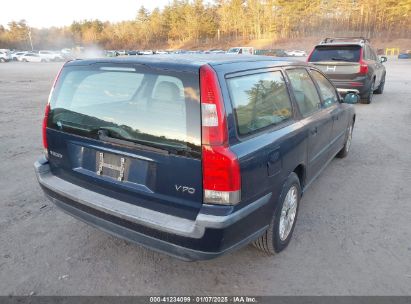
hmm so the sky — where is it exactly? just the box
[0,0,171,28]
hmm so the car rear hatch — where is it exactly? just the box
[308,45,365,86]
[44,62,203,220]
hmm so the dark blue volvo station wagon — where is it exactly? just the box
[35,55,357,260]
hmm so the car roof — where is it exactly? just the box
[65,54,309,72]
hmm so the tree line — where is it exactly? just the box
[1,0,410,50]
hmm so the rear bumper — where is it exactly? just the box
[34,157,272,261]
[331,78,370,96]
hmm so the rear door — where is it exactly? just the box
[224,67,306,212]
[285,68,333,182]
[310,69,348,156]
[309,45,362,87]
[46,63,203,220]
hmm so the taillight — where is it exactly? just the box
[359,62,369,74]
[200,65,241,205]
[359,48,369,75]
[43,66,64,156]
[42,103,50,153]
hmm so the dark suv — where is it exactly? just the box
[35,55,357,260]
[307,37,387,104]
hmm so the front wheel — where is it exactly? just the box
[0,58,5,63]
[253,172,301,255]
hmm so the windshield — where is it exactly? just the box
[310,45,361,62]
[48,64,201,155]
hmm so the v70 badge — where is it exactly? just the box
[175,185,195,195]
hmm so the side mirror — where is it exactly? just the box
[343,93,359,104]
[379,56,388,63]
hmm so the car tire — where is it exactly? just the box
[0,58,5,63]
[361,79,375,104]
[374,74,385,94]
[253,172,301,255]
[336,121,354,158]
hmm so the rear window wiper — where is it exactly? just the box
[97,127,194,156]
[55,121,191,156]
[330,57,353,62]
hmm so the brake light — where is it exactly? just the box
[42,104,50,152]
[43,66,63,156]
[200,65,241,205]
[359,62,368,74]
[359,48,369,75]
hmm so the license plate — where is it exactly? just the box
[96,152,126,181]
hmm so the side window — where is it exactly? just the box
[286,68,322,117]
[227,71,293,136]
[370,47,377,61]
[364,45,373,60]
[362,46,367,59]
[310,70,339,108]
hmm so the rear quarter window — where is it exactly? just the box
[227,71,293,136]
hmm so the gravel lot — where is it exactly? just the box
[0,59,410,296]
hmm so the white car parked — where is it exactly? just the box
[21,53,45,62]
[39,50,64,61]
[227,47,254,55]
[140,50,154,55]
[11,51,28,61]
[285,50,307,57]
[0,50,12,62]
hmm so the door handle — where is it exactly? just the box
[310,127,318,135]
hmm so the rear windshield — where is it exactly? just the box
[48,64,201,156]
[310,45,361,62]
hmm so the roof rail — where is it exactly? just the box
[321,37,370,44]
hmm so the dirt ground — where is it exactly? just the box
[0,58,410,296]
